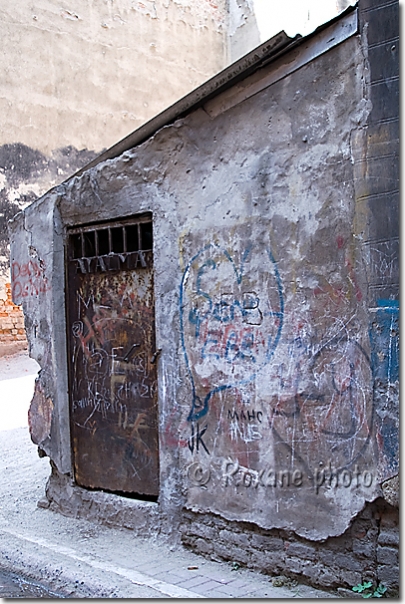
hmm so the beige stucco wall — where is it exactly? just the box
[1,0,230,155]
[0,0,239,298]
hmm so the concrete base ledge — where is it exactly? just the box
[44,462,160,536]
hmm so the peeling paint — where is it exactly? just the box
[28,379,54,445]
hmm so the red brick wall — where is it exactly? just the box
[0,282,27,354]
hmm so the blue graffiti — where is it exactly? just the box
[179,244,284,423]
[369,299,399,472]
[369,299,399,384]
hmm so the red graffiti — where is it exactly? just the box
[198,320,269,364]
[12,260,49,303]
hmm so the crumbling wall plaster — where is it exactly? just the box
[0,0,230,330]
[9,2,398,590]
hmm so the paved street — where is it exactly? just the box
[0,567,66,598]
[0,351,334,599]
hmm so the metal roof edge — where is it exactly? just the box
[70,3,358,181]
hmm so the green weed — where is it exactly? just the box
[352,581,387,598]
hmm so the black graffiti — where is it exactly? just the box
[228,409,263,423]
[188,422,210,455]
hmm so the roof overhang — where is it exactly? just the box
[71,3,358,180]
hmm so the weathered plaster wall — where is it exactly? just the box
[9,1,399,593]
[1,0,227,156]
[228,0,260,62]
[0,0,230,325]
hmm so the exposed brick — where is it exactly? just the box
[285,556,312,575]
[322,534,352,552]
[194,538,213,555]
[213,542,251,565]
[339,569,363,588]
[249,548,284,571]
[352,539,375,558]
[318,551,362,572]
[219,529,250,548]
[377,565,399,591]
[379,510,399,530]
[250,534,284,551]
[284,542,317,561]
[0,282,26,345]
[301,561,323,580]
[377,546,398,566]
[350,519,370,538]
[187,522,216,541]
[378,530,399,547]
[182,502,396,593]
[315,569,338,588]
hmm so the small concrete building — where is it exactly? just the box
[10,0,399,594]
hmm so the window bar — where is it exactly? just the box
[108,228,112,254]
[137,223,142,251]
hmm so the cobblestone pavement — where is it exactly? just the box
[0,351,336,599]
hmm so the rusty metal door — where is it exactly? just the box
[66,215,159,497]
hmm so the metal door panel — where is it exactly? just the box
[66,218,159,496]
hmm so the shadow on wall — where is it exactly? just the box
[0,143,99,277]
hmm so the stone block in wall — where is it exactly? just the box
[377,565,399,593]
[187,522,217,542]
[194,538,213,555]
[377,530,399,547]
[219,528,250,547]
[249,548,285,573]
[318,551,362,572]
[314,568,341,588]
[352,538,375,559]
[376,546,398,567]
[283,541,317,561]
[379,506,399,529]
[212,541,251,565]
[283,556,308,575]
[321,534,353,553]
[250,534,284,551]
[339,569,363,589]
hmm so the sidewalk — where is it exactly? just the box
[0,351,334,599]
